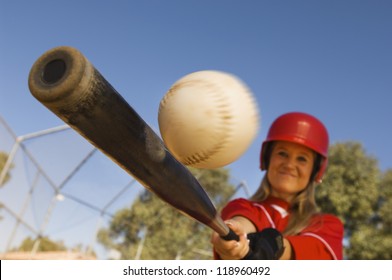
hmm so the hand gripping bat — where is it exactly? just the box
[28,46,238,242]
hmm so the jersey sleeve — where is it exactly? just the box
[220,198,272,231]
[286,214,344,260]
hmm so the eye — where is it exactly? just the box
[277,150,288,158]
[297,156,308,163]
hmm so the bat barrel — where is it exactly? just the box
[28,46,235,239]
[28,46,94,110]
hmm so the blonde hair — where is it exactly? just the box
[250,176,319,236]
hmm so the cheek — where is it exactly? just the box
[268,156,281,169]
[299,165,313,180]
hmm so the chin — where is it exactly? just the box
[271,181,303,196]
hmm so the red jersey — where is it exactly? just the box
[220,196,344,260]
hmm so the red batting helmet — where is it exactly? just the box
[260,112,329,183]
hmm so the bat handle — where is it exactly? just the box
[220,228,240,241]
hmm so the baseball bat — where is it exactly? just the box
[28,46,238,241]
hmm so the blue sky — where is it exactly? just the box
[1,0,391,258]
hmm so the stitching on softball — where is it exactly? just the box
[177,79,232,166]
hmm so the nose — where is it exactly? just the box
[282,155,296,169]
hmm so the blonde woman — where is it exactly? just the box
[211,112,344,260]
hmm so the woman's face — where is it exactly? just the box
[267,141,315,203]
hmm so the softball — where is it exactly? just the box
[158,70,260,169]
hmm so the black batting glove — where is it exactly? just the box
[242,228,284,260]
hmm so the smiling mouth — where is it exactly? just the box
[278,171,296,178]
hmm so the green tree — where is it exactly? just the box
[378,170,392,232]
[15,236,67,252]
[0,151,13,187]
[317,142,380,232]
[1,151,13,220]
[98,167,235,259]
[347,169,392,259]
[316,142,392,259]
